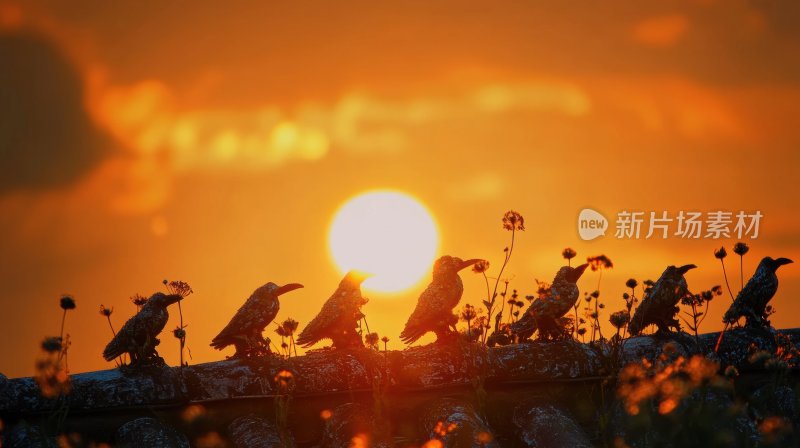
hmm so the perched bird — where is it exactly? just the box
[103,292,183,364]
[628,264,697,336]
[507,263,589,342]
[723,257,793,328]
[210,282,304,358]
[400,256,483,345]
[296,271,371,350]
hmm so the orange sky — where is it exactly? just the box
[1,0,799,378]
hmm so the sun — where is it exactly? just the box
[328,190,439,293]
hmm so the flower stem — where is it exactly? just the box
[739,255,744,292]
[719,259,736,302]
[59,309,67,340]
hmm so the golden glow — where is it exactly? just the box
[328,191,438,293]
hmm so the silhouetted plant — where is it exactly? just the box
[172,325,187,366]
[58,295,75,342]
[714,247,736,303]
[273,369,295,445]
[733,242,749,291]
[381,335,389,352]
[164,280,193,366]
[475,210,524,345]
[680,286,721,349]
[609,310,630,340]
[130,293,148,312]
[615,345,748,447]
[275,319,300,358]
[620,279,639,340]
[459,303,477,331]
[36,332,71,399]
[99,305,125,365]
[365,332,380,350]
[282,318,299,356]
[585,290,605,342]
[562,247,577,266]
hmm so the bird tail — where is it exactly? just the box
[295,330,317,348]
[399,324,425,345]
[103,337,124,362]
[509,316,537,338]
[627,312,644,336]
[209,336,227,351]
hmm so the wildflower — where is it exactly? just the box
[625,279,638,289]
[281,318,299,335]
[99,305,113,317]
[41,337,62,353]
[459,304,477,322]
[525,295,534,302]
[562,248,577,263]
[577,328,587,337]
[714,247,727,259]
[471,260,490,274]
[587,254,614,271]
[166,280,193,297]
[173,326,186,340]
[609,311,630,330]
[590,290,600,299]
[502,210,525,231]
[59,295,76,310]
[130,294,148,308]
[34,357,70,398]
[381,335,390,351]
[733,242,749,256]
[274,369,295,393]
[364,332,379,349]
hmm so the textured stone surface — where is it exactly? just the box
[0,327,798,443]
[115,417,189,448]
[320,403,391,448]
[513,403,592,448]
[228,414,292,448]
[420,397,500,448]
[2,422,57,448]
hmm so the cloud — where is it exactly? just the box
[446,173,507,202]
[0,31,112,194]
[632,14,689,48]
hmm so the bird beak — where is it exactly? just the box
[351,271,374,284]
[458,259,483,271]
[677,264,698,275]
[165,294,183,305]
[776,258,794,267]
[276,283,304,296]
[566,263,589,283]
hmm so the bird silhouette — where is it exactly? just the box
[296,271,370,350]
[723,257,793,328]
[400,256,483,345]
[507,263,589,342]
[103,292,183,364]
[210,282,303,358]
[628,264,696,336]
